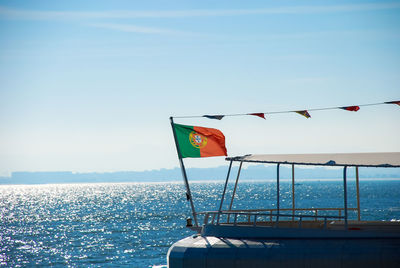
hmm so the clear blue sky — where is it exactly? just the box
[0,0,399,176]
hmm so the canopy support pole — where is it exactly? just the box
[356,166,361,221]
[218,160,233,212]
[292,164,295,221]
[170,117,198,227]
[276,163,280,223]
[228,161,243,211]
[343,166,348,229]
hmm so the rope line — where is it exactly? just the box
[172,101,399,119]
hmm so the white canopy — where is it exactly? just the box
[227,152,400,167]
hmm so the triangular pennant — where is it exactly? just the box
[385,101,400,106]
[203,115,225,120]
[340,106,360,112]
[248,113,265,119]
[295,110,311,118]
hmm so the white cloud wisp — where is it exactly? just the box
[1,2,400,20]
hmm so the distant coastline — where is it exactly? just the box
[1,165,399,185]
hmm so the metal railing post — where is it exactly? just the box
[228,161,243,211]
[356,166,361,221]
[276,163,280,222]
[218,160,233,212]
[227,161,242,223]
[292,164,295,221]
[216,160,233,224]
[343,166,348,229]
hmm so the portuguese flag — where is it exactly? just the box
[173,123,227,158]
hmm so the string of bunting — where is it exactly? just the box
[174,101,400,120]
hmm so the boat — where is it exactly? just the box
[167,152,400,267]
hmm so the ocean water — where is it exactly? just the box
[1,180,400,267]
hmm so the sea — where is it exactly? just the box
[1,180,400,267]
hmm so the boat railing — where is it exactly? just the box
[197,207,357,229]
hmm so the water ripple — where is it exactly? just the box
[0,181,399,266]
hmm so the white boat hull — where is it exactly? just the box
[168,224,400,268]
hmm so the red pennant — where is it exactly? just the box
[295,110,311,119]
[248,113,265,119]
[341,106,360,112]
[385,101,400,106]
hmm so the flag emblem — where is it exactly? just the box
[189,131,208,148]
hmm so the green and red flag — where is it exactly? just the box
[173,123,227,158]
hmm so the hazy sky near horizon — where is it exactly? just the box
[0,0,399,176]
